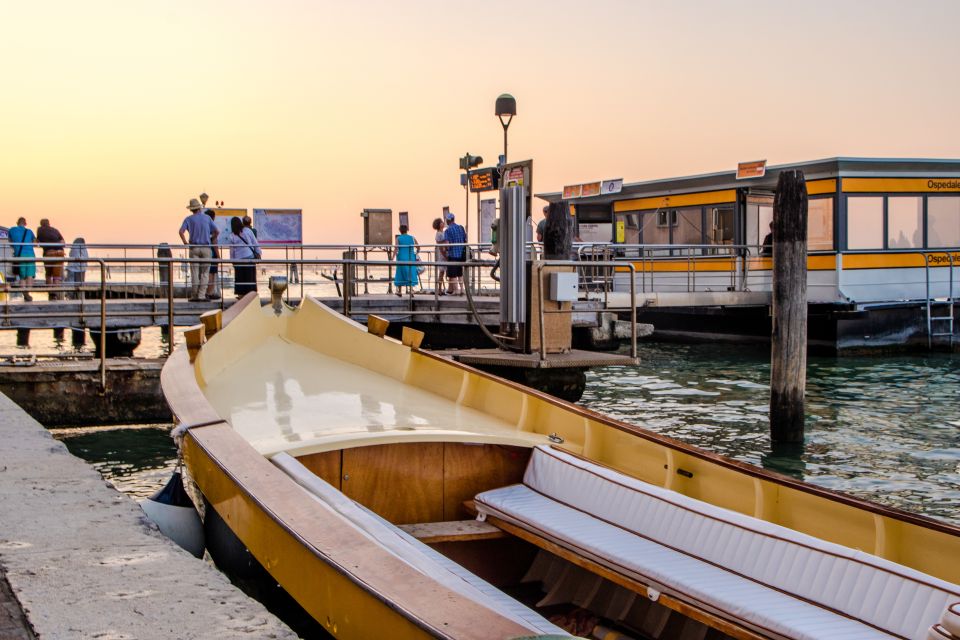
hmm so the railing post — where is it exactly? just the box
[99,260,107,393]
[342,250,354,317]
[629,263,637,360]
[167,257,175,355]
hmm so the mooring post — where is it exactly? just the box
[770,169,808,444]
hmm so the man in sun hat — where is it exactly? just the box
[178,198,218,301]
[442,209,466,295]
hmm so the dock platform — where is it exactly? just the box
[0,392,297,639]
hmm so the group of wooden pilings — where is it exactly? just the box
[769,170,808,446]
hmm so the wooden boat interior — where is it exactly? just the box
[164,294,960,640]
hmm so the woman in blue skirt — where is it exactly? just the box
[393,225,420,296]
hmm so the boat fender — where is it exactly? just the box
[942,603,960,637]
[645,586,661,602]
[140,471,205,558]
[929,623,958,640]
[476,512,487,522]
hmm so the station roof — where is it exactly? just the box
[536,157,960,205]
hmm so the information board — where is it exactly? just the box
[253,209,303,244]
[469,168,498,192]
[209,208,248,241]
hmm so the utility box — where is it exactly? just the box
[549,272,579,302]
[361,209,393,246]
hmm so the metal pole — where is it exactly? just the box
[537,262,546,362]
[503,125,508,164]
[629,263,637,359]
[99,260,107,393]
[167,256,175,356]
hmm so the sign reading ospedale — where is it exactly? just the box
[736,160,767,180]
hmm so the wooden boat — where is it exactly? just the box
[162,292,960,640]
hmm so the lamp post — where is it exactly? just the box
[495,93,516,164]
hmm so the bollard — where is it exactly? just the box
[769,169,808,444]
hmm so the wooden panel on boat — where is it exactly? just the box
[297,450,342,490]
[397,520,505,544]
[342,443,444,525]
[443,443,530,520]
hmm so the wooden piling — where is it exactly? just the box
[770,169,808,444]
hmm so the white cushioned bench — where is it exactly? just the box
[271,452,566,637]
[474,446,960,640]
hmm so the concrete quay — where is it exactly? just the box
[0,392,297,639]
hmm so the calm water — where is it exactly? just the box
[50,342,960,525]
[582,343,960,524]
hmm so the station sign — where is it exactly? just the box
[563,177,622,199]
[468,167,499,192]
[563,184,582,199]
[581,182,601,197]
[602,178,623,194]
[736,159,767,180]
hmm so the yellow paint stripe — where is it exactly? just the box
[616,254,838,273]
[614,189,737,212]
[842,177,960,193]
[842,252,960,269]
[806,179,837,196]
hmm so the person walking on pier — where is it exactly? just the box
[432,217,446,295]
[37,219,65,300]
[223,217,260,298]
[204,208,221,299]
[8,217,36,301]
[443,211,466,295]
[393,225,420,296]
[178,198,218,301]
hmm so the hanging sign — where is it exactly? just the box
[562,184,582,199]
[581,182,601,198]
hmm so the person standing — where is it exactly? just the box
[393,225,420,296]
[761,222,774,257]
[222,217,260,298]
[535,205,549,242]
[178,198,218,301]
[242,215,258,238]
[442,211,466,295]
[65,237,88,299]
[432,217,446,295]
[204,208,221,299]
[8,217,36,301]
[37,219,65,299]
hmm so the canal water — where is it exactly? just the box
[31,331,958,525]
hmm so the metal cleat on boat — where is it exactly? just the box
[268,276,288,316]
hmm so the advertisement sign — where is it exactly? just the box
[480,199,497,243]
[563,185,582,199]
[504,167,525,187]
[253,208,303,244]
[736,160,767,180]
[581,182,601,198]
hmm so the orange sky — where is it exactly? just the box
[2,1,959,247]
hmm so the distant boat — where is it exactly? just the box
[162,293,960,639]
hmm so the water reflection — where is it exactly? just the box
[582,343,960,524]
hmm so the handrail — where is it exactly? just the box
[923,251,957,348]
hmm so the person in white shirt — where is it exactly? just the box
[65,237,88,299]
[222,216,260,298]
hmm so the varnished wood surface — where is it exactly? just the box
[297,450,342,490]
[442,444,529,520]
[342,443,445,525]
[397,520,505,544]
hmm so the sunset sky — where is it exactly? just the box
[2,1,959,247]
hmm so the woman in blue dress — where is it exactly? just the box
[393,225,420,296]
[8,217,36,301]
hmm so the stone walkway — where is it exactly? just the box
[0,392,298,640]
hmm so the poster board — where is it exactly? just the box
[209,208,247,240]
[480,199,497,243]
[253,208,303,244]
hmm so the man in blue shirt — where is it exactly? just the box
[178,198,218,301]
[442,211,466,295]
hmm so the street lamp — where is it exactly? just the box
[495,93,516,164]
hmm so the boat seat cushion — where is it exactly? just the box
[271,452,566,637]
[475,446,960,640]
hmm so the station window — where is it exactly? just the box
[887,196,923,248]
[808,197,834,251]
[708,206,734,245]
[847,197,884,249]
[928,196,960,247]
[677,207,705,245]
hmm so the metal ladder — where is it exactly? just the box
[924,252,956,349]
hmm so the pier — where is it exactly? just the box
[0,391,296,639]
